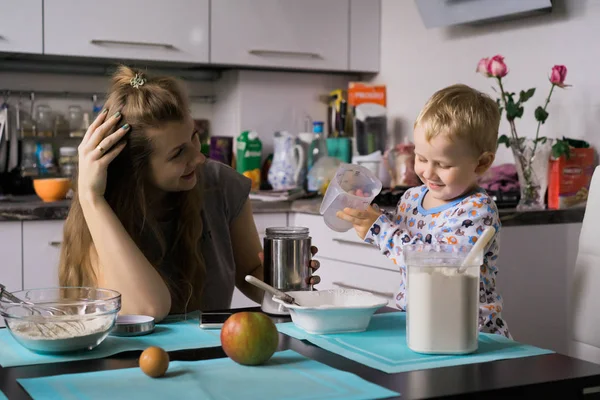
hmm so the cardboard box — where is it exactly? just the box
[548,148,596,209]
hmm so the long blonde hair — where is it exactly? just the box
[59,66,205,312]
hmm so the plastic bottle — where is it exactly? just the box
[236,130,262,190]
[307,121,328,192]
[309,122,327,167]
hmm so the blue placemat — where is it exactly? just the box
[18,350,399,400]
[278,312,553,374]
[0,318,221,367]
[0,390,7,400]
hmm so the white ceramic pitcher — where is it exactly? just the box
[268,131,305,190]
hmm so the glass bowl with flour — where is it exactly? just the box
[0,287,121,353]
[403,244,481,355]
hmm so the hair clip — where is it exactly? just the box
[130,74,146,89]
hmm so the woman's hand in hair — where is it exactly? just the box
[77,110,130,201]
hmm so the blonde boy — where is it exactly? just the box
[337,84,510,337]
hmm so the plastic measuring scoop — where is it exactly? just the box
[460,227,495,272]
[319,163,382,232]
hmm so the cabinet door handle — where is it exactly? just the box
[332,238,375,247]
[332,281,393,299]
[90,39,176,50]
[248,49,322,59]
[48,241,62,247]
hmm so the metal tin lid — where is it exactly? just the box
[110,315,155,337]
[265,226,309,239]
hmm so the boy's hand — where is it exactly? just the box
[336,206,381,240]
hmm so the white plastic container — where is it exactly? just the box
[319,163,382,232]
[272,288,388,334]
[403,244,482,355]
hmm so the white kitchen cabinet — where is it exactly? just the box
[0,221,23,327]
[253,212,288,243]
[211,0,350,71]
[0,0,42,54]
[291,213,390,270]
[349,0,381,72]
[497,223,582,355]
[23,220,64,290]
[291,212,398,305]
[43,0,209,63]
[317,258,399,306]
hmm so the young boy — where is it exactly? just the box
[337,84,510,338]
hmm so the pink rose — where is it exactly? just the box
[476,58,490,76]
[487,55,508,78]
[550,65,569,87]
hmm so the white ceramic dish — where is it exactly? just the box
[272,288,388,334]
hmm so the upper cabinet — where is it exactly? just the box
[43,0,209,63]
[349,0,380,73]
[0,0,42,54]
[8,0,379,72]
[211,0,349,71]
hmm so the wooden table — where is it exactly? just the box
[2,308,600,399]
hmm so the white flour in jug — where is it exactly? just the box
[407,266,479,354]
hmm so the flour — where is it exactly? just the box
[8,316,115,353]
[11,317,112,340]
[406,266,479,354]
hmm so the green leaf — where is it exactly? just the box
[519,88,536,103]
[504,92,525,120]
[506,101,523,120]
[552,140,571,159]
[534,106,549,124]
[535,137,547,144]
[565,137,590,149]
[498,134,510,148]
[516,106,524,118]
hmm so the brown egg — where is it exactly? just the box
[139,346,169,378]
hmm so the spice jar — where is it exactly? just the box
[59,147,78,177]
[68,106,85,138]
[35,105,54,138]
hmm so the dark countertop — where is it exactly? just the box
[0,196,586,227]
[2,308,600,399]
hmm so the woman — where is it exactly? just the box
[58,66,319,321]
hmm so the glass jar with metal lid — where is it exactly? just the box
[58,147,78,177]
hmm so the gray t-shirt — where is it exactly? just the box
[198,160,251,310]
[157,160,252,312]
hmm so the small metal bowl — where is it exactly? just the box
[110,315,155,337]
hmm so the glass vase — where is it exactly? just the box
[510,138,553,211]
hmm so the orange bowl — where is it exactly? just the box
[33,177,72,202]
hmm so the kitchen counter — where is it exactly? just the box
[0,196,586,226]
